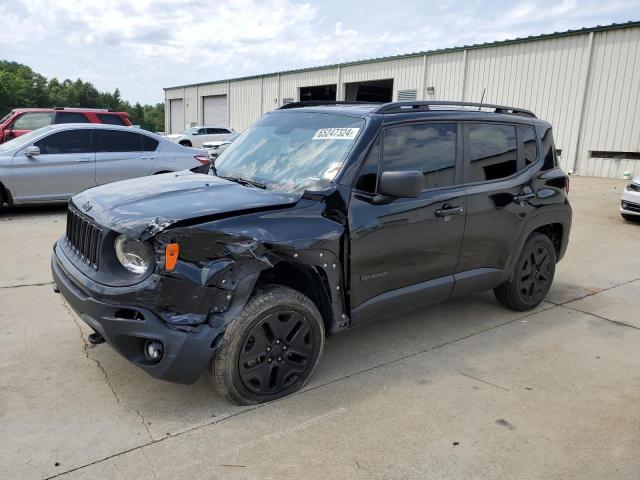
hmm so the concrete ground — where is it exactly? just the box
[0,176,639,480]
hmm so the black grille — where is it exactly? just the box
[621,200,640,213]
[66,207,103,269]
[627,183,640,192]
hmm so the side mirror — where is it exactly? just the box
[25,146,40,157]
[378,170,423,198]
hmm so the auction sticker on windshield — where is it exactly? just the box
[312,128,360,140]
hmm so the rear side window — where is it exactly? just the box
[466,124,517,182]
[55,112,90,124]
[210,128,230,134]
[142,135,159,151]
[539,126,556,170]
[382,123,457,190]
[97,114,127,126]
[96,130,144,152]
[518,126,537,166]
[34,130,92,154]
[13,112,55,130]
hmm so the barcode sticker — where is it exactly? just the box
[312,128,360,140]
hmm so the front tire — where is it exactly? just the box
[210,285,325,405]
[621,213,639,222]
[494,233,556,311]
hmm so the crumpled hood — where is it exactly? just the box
[71,171,299,239]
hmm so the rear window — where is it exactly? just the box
[55,112,90,124]
[97,114,127,126]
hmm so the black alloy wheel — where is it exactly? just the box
[210,285,325,405]
[494,233,556,311]
[239,310,314,394]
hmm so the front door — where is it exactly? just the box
[10,128,95,202]
[348,122,466,323]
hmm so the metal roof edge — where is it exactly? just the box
[164,20,640,91]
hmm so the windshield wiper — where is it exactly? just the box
[220,176,267,189]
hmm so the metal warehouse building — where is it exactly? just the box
[164,21,640,178]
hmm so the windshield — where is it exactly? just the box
[0,126,55,153]
[215,112,365,193]
[183,127,198,135]
[0,111,13,124]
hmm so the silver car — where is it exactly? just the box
[0,124,209,206]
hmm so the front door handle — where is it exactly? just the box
[75,158,92,162]
[513,192,536,202]
[139,156,156,160]
[435,206,464,217]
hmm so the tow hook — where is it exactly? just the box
[88,332,105,345]
[52,283,60,294]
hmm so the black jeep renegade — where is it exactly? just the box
[52,101,571,404]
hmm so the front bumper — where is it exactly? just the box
[621,187,640,216]
[51,242,222,384]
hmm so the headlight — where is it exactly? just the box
[114,235,153,274]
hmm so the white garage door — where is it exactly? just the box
[203,95,228,127]
[169,99,184,134]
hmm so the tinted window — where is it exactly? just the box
[539,126,556,170]
[142,135,159,152]
[519,126,537,166]
[34,130,92,154]
[355,139,379,193]
[13,112,55,130]
[55,112,89,124]
[210,128,230,134]
[97,114,127,126]
[382,123,457,190]
[467,124,517,182]
[96,130,143,152]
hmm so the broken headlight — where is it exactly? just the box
[114,235,153,275]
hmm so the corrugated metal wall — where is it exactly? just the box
[165,25,640,178]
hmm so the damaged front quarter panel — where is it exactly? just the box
[152,191,350,335]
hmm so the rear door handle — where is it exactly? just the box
[513,192,536,202]
[140,156,156,160]
[435,206,464,217]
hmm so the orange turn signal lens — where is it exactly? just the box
[165,243,179,271]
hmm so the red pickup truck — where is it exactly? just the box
[0,107,131,143]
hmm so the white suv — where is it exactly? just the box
[621,176,640,221]
[166,126,235,148]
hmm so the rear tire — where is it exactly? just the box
[494,233,556,311]
[621,213,639,222]
[210,285,325,405]
[179,140,192,147]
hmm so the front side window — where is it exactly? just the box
[215,112,365,193]
[382,123,457,190]
[466,123,517,182]
[96,130,143,152]
[12,112,55,130]
[34,130,92,154]
[55,112,90,124]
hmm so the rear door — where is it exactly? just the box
[10,128,95,202]
[95,129,156,184]
[455,122,537,289]
[348,122,466,322]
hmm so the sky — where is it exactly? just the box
[1,0,639,105]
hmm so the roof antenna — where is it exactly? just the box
[479,88,486,110]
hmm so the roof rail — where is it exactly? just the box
[278,100,382,110]
[52,107,111,112]
[373,101,537,118]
